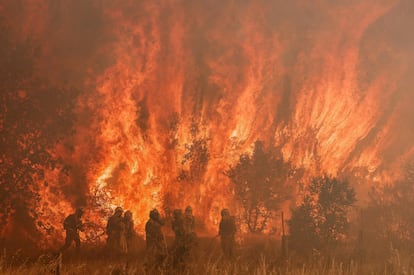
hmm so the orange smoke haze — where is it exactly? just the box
[1,0,414,247]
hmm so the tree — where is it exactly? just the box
[226,140,295,233]
[361,164,414,251]
[0,22,79,245]
[288,196,319,255]
[289,176,356,255]
[179,120,210,182]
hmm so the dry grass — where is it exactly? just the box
[1,237,414,274]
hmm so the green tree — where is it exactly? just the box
[289,176,356,255]
[226,141,294,233]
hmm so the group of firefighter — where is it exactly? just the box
[60,206,236,269]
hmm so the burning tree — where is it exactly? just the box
[288,176,356,255]
[179,121,210,182]
[0,23,79,244]
[226,141,294,233]
[360,164,414,251]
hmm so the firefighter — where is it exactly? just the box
[183,206,197,254]
[183,206,195,236]
[145,208,166,271]
[218,208,236,259]
[124,210,137,253]
[171,209,186,269]
[106,206,127,254]
[60,208,84,251]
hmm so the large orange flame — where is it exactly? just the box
[1,0,414,246]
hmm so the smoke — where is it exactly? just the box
[1,0,414,246]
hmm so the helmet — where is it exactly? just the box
[221,208,230,217]
[125,210,132,219]
[115,206,123,214]
[149,208,159,220]
[173,209,182,219]
[185,206,192,213]
[75,208,84,216]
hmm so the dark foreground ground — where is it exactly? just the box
[1,236,413,274]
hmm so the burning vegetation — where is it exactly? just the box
[1,0,414,273]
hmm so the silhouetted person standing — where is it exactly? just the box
[183,206,197,254]
[171,209,186,270]
[124,210,137,253]
[219,208,236,259]
[60,208,84,251]
[183,206,195,237]
[106,206,127,254]
[145,208,166,271]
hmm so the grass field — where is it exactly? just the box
[1,236,413,274]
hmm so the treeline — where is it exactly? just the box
[226,140,414,261]
[0,20,80,245]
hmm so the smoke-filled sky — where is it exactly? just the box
[1,0,414,246]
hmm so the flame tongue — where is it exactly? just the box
[2,0,414,245]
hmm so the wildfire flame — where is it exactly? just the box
[1,0,414,247]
